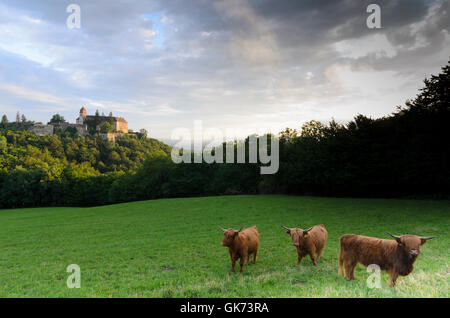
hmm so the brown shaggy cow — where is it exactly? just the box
[220,226,259,272]
[282,224,328,266]
[338,233,435,286]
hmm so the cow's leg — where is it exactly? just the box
[252,249,257,264]
[229,249,233,272]
[317,245,325,262]
[297,254,303,265]
[296,248,303,265]
[239,256,245,272]
[239,249,249,272]
[345,261,357,280]
[338,249,344,275]
[309,248,318,266]
[310,255,318,266]
[388,271,399,287]
[231,253,238,272]
[349,263,357,280]
[246,253,250,266]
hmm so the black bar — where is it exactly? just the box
[0,298,445,316]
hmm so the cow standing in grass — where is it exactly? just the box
[338,233,435,286]
[282,224,328,266]
[220,226,259,273]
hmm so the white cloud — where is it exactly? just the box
[305,72,314,80]
[334,33,397,59]
[0,81,65,105]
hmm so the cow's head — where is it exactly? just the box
[388,233,435,259]
[220,227,242,247]
[282,225,312,247]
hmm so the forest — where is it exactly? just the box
[0,60,448,208]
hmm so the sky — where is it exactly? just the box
[0,0,449,141]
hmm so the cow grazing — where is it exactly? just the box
[220,226,259,272]
[338,233,435,286]
[282,224,328,266]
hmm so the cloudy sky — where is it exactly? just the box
[0,0,449,140]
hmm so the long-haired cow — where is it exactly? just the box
[338,233,435,286]
[220,226,259,272]
[282,224,328,266]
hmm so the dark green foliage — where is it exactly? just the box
[0,168,45,207]
[0,130,171,208]
[48,113,66,124]
[0,135,6,151]
[62,126,78,137]
[101,122,114,133]
[0,113,35,132]
[274,61,449,197]
[1,115,8,128]
[106,153,259,202]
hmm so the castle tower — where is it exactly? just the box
[77,107,87,125]
[80,107,87,118]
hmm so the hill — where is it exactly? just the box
[0,129,171,175]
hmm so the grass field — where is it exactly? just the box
[0,195,448,297]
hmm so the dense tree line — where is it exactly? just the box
[271,61,449,198]
[0,144,260,208]
[0,60,448,208]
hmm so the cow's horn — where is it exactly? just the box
[388,233,401,239]
[419,236,436,240]
[282,225,291,230]
[304,227,313,233]
[219,226,226,232]
[235,227,242,233]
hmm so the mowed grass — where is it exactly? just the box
[0,195,448,298]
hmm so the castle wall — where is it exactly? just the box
[114,121,128,133]
[100,132,124,142]
[75,125,88,136]
[28,124,54,136]
[76,116,84,125]
[54,123,88,136]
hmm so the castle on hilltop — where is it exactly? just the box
[29,107,129,141]
[76,107,128,134]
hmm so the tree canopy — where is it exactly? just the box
[48,114,66,124]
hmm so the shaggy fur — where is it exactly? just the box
[338,234,434,286]
[221,226,259,272]
[285,224,328,266]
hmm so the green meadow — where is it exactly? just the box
[0,195,448,297]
